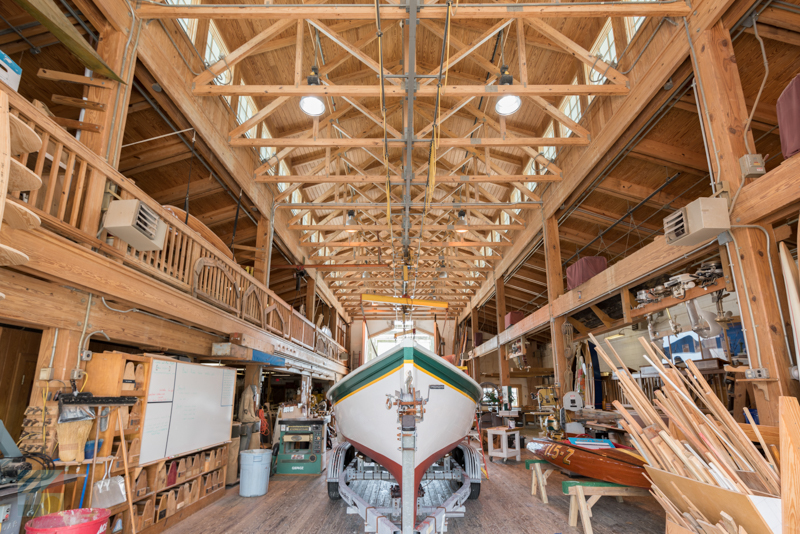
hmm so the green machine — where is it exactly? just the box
[274,418,326,475]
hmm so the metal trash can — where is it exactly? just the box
[239,449,272,497]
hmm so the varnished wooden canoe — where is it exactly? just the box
[526,438,649,488]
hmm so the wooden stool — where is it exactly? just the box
[562,480,649,534]
[525,459,553,504]
[485,427,521,462]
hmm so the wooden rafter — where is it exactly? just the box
[137,4,693,20]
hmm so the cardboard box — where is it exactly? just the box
[0,51,21,91]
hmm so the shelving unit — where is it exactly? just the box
[83,352,231,534]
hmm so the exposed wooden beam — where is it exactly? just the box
[151,176,223,206]
[300,241,513,248]
[524,18,627,85]
[232,137,588,148]
[256,174,558,184]
[137,4,693,20]
[629,138,709,174]
[194,84,629,98]
[594,176,688,210]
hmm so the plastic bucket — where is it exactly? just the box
[239,449,272,497]
[25,508,110,534]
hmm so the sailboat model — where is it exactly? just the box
[327,340,484,532]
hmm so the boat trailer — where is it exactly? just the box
[327,442,483,534]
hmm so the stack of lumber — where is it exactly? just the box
[589,334,780,534]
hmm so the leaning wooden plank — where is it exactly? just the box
[9,114,42,155]
[780,396,800,533]
[37,69,113,88]
[0,243,29,266]
[3,199,41,231]
[51,94,106,111]
[51,116,103,133]
[15,1,122,82]
[9,158,42,192]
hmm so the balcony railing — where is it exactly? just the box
[4,87,347,363]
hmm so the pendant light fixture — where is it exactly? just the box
[454,210,468,233]
[495,65,521,116]
[299,66,326,117]
[345,210,358,232]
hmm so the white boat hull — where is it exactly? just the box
[328,341,482,492]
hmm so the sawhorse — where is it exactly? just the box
[525,459,553,504]
[563,480,649,534]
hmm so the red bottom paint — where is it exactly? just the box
[345,437,465,526]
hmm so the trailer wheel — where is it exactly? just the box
[328,481,341,500]
[468,482,481,500]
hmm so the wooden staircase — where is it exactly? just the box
[0,89,44,294]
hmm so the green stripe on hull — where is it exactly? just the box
[329,350,405,404]
[413,349,483,402]
[329,345,482,404]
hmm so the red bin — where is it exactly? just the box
[25,508,110,534]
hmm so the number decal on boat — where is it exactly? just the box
[563,449,575,465]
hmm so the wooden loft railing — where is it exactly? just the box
[3,87,346,362]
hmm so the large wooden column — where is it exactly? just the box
[253,214,270,286]
[692,21,798,425]
[470,307,480,382]
[544,215,568,396]
[495,272,511,398]
[305,274,316,322]
[83,24,140,166]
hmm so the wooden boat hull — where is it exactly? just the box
[328,341,482,499]
[526,438,649,488]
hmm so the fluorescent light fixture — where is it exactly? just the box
[606,332,625,341]
[299,66,326,117]
[455,210,468,233]
[495,65,521,116]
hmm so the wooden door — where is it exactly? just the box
[0,326,43,441]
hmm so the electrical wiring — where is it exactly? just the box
[80,372,89,393]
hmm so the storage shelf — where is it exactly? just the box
[131,464,226,505]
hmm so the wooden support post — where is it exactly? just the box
[82,25,139,166]
[610,18,628,64]
[305,274,316,322]
[471,306,479,350]
[544,215,567,395]
[516,19,528,87]
[294,19,304,87]
[495,273,511,394]
[253,214,270,285]
[470,307,480,381]
[691,21,798,424]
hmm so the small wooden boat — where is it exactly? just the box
[526,437,649,488]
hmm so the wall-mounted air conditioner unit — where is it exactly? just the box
[104,199,167,251]
[663,197,730,247]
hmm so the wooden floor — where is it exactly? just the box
[163,448,666,534]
